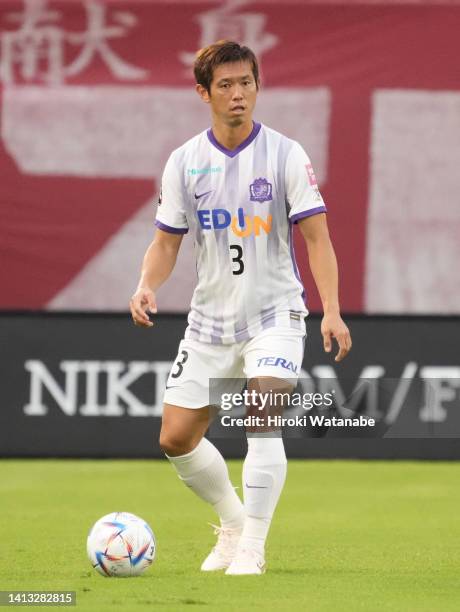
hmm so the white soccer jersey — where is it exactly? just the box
[155,122,327,345]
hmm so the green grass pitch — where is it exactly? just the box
[1,459,459,611]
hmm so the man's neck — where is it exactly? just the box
[211,120,254,151]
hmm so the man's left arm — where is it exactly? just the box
[298,213,352,362]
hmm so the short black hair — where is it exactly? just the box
[194,40,259,93]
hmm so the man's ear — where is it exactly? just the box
[196,83,210,104]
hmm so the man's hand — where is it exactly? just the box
[130,288,157,328]
[321,313,352,362]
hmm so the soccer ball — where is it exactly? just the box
[87,512,156,577]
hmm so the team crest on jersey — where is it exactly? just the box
[250,177,273,203]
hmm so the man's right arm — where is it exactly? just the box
[130,228,184,328]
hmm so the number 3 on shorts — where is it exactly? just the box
[171,349,189,379]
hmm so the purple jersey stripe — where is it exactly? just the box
[155,219,188,234]
[289,223,307,304]
[207,122,261,158]
[290,206,327,224]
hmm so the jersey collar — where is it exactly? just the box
[207,121,261,158]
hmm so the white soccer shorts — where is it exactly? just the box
[163,326,306,409]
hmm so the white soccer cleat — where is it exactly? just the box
[200,524,242,572]
[225,548,266,575]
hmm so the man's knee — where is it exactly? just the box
[159,428,200,457]
[160,404,210,456]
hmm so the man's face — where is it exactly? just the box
[197,60,258,126]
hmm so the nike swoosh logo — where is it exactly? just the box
[245,484,268,489]
[194,190,213,200]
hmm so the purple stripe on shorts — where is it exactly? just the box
[290,206,327,224]
[155,219,188,234]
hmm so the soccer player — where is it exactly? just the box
[130,40,351,575]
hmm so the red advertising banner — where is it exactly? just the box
[1,1,459,313]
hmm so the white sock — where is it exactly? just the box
[239,436,287,555]
[166,437,244,530]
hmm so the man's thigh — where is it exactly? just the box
[243,327,305,433]
[163,338,245,410]
[243,326,305,383]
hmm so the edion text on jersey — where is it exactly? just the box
[197,207,272,237]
